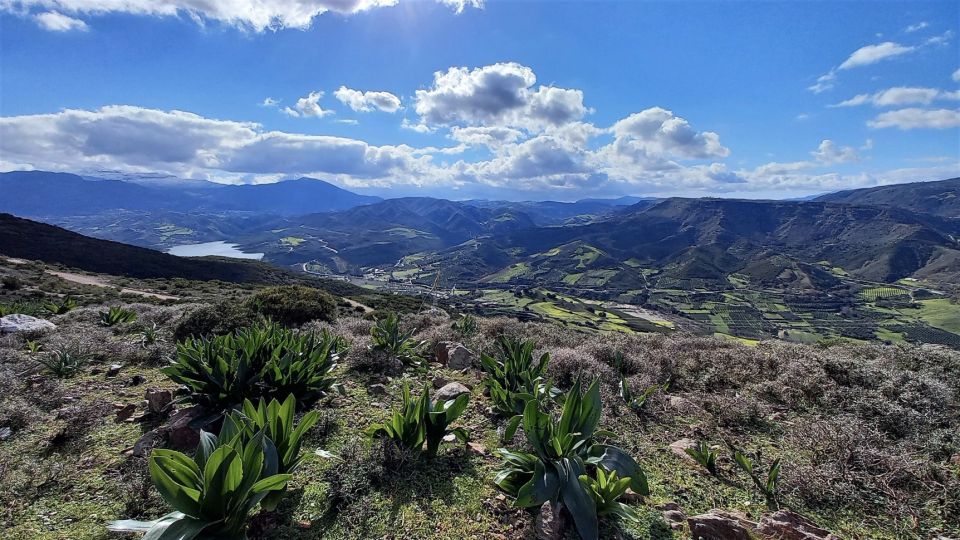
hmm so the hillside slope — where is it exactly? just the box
[816,177,960,219]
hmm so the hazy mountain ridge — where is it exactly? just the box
[815,177,960,219]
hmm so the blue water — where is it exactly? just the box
[167,241,264,260]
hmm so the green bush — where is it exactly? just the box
[172,300,259,343]
[249,285,338,327]
[108,409,293,539]
[366,382,469,457]
[37,347,90,378]
[369,312,424,367]
[164,323,346,411]
[480,336,559,424]
[685,440,719,475]
[494,378,648,540]
[99,306,137,326]
[43,297,78,315]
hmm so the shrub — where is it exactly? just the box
[727,441,781,510]
[164,323,346,411]
[451,313,479,340]
[369,312,424,367]
[366,382,469,457]
[579,467,639,524]
[684,441,719,475]
[494,379,648,540]
[43,297,78,315]
[172,300,260,343]
[239,395,320,510]
[37,347,90,378]
[140,322,162,348]
[479,336,558,424]
[99,306,137,326]
[1,275,22,290]
[249,285,338,327]
[619,377,666,414]
[108,411,292,539]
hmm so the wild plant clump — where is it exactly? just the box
[366,382,469,458]
[368,312,425,368]
[164,322,346,411]
[108,396,316,539]
[494,379,648,540]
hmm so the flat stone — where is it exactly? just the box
[669,438,697,460]
[114,403,137,423]
[0,314,56,334]
[757,510,840,540]
[435,382,470,402]
[106,364,123,377]
[687,512,754,540]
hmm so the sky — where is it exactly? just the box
[0,0,958,201]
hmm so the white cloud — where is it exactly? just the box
[867,108,960,130]
[609,107,729,160]
[808,71,837,94]
[904,21,928,33]
[333,86,401,113]
[953,68,960,82]
[449,126,523,148]
[832,86,959,107]
[0,106,428,182]
[260,97,280,107]
[838,42,915,70]
[33,10,87,31]
[811,139,859,164]
[925,30,954,47]
[292,91,335,118]
[413,62,588,130]
[4,0,479,32]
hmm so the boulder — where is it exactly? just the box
[535,501,568,540]
[687,512,754,540]
[145,388,173,416]
[435,382,470,402]
[106,364,123,377]
[163,406,205,450]
[757,510,840,540]
[0,314,56,334]
[114,403,137,423]
[448,344,475,370]
[432,375,450,389]
[669,438,697,460]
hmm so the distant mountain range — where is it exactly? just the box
[2,170,958,292]
[0,171,381,217]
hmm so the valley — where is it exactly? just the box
[3,171,959,348]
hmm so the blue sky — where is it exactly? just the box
[1,0,958,200]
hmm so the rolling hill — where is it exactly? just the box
[816,177,960,219]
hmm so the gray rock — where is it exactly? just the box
[447,344,475,370]
[435,382,470,402]
[535,501,568,540]
[757,510,840,540]
[368,383,388,396]
[106,364,123,377]
[669,438,697,460]
[0,314,56,334]
[434,341,450,365]
[163,406,205,451]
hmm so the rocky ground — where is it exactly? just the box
[0,277,958,539]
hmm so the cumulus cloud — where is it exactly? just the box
[413,62,588,130]
[449,126,523,148]
[832,86,959,107]
[287,91,334,118]
[33,10,87,31]
[0,106,427,182]
[3,0,480,32]
[954,68,960,82]
[867,108,960,130]
[811,139,859,164]
[333,86,401,113]
[838,42,915,70]
[609,107,729,160]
